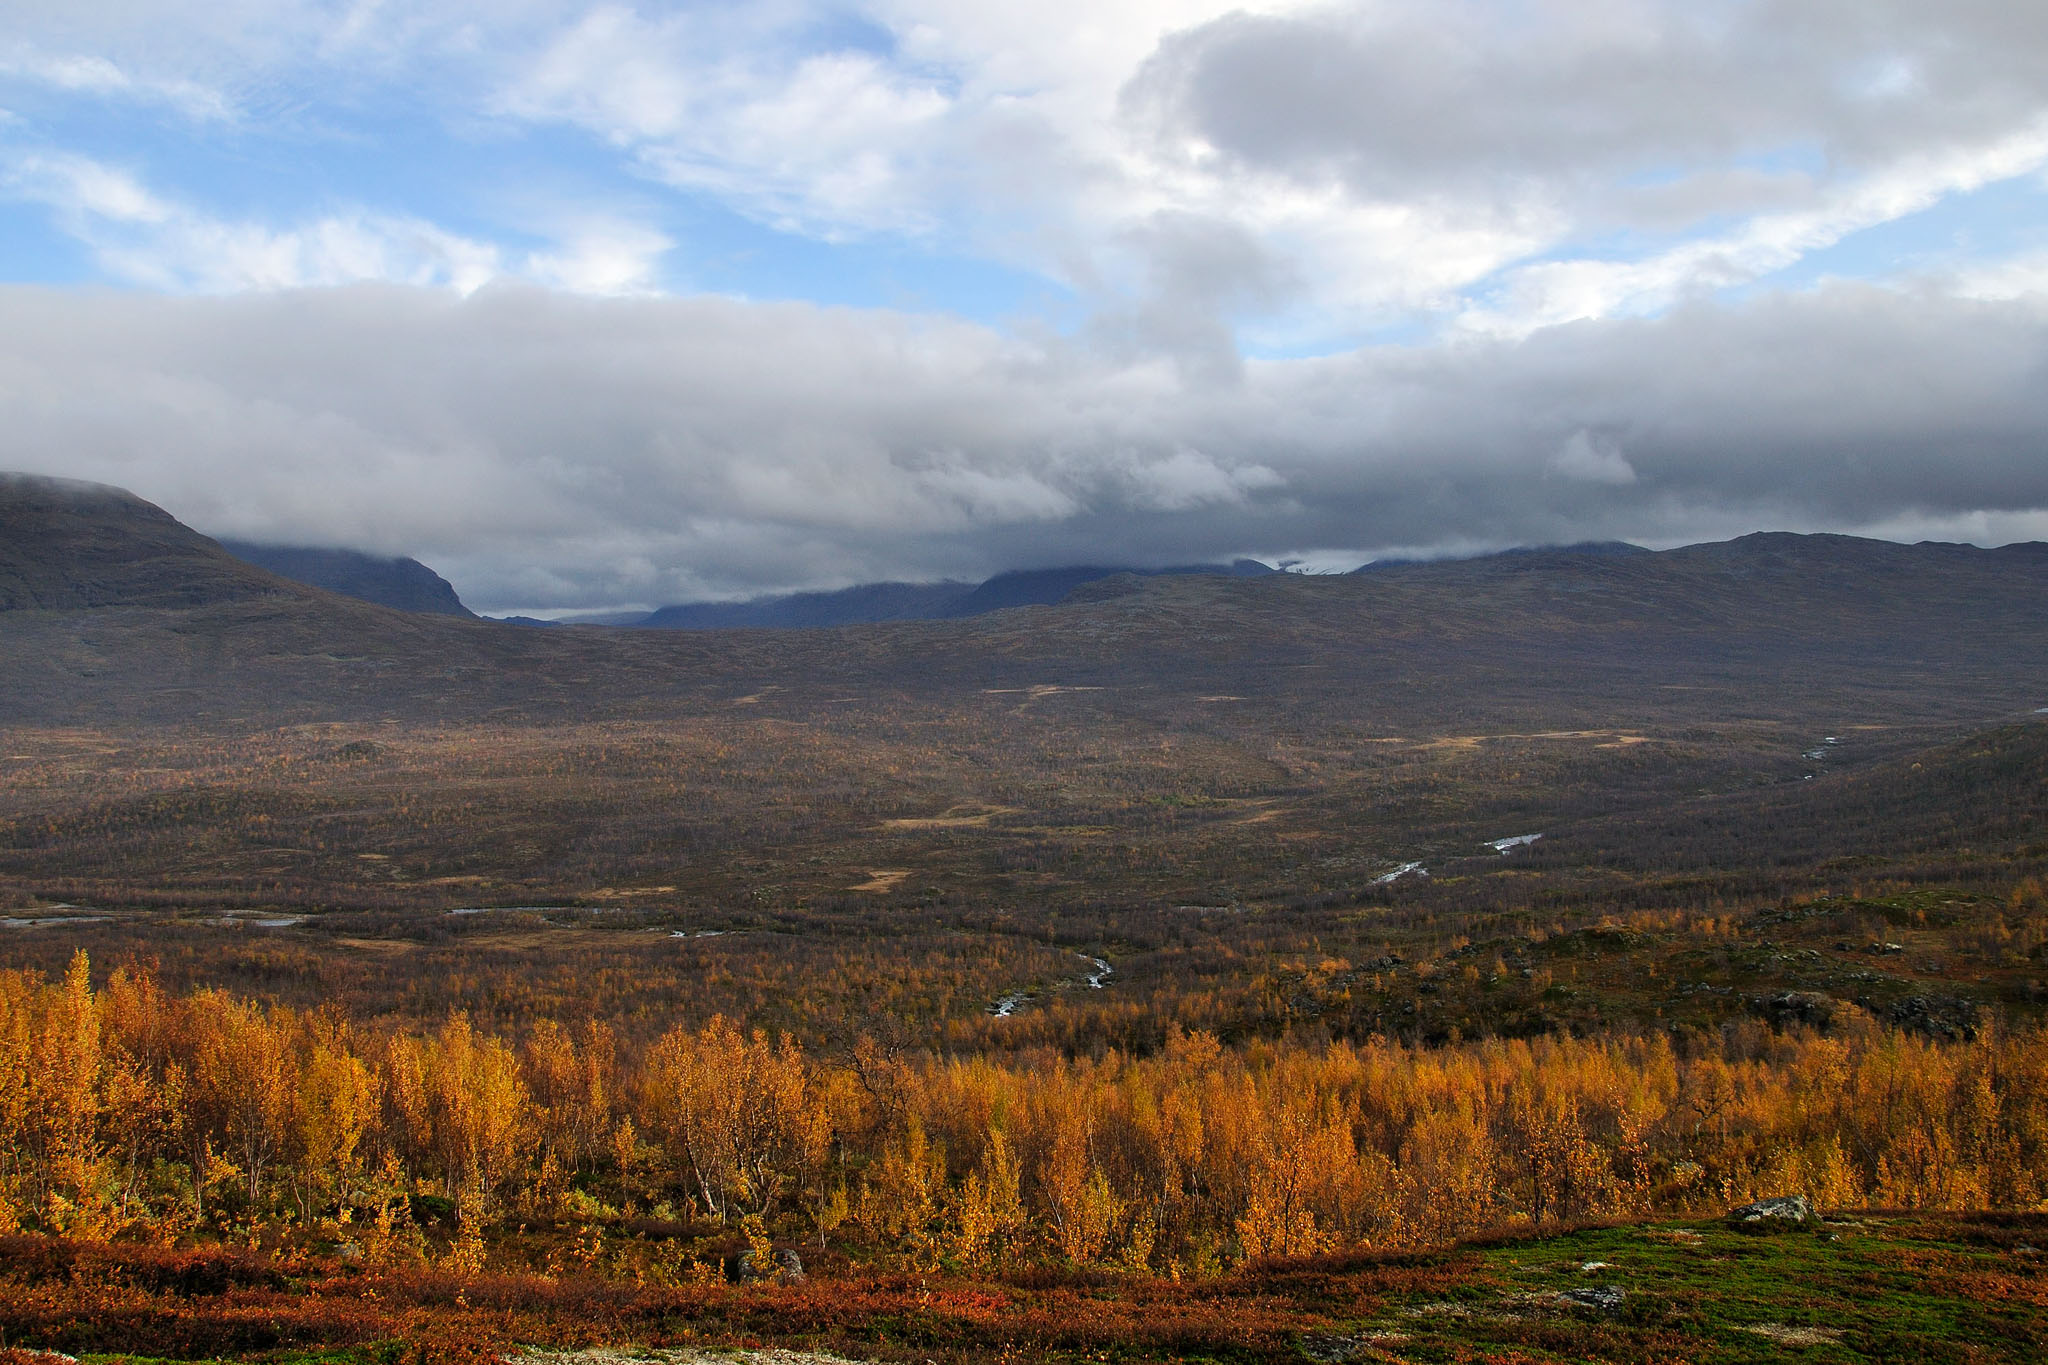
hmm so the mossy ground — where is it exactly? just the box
[8,1213,2041,1365]
[1324,1214,2047,1363]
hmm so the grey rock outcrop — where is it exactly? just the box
[1727,1194,1815,1227]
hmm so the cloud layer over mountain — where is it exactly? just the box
[7,279,2045,611]
[2,3,2047,608]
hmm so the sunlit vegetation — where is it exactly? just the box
[7,951,2048,1279]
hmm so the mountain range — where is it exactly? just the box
[628,559,1279,629]
[4,471,2048,738]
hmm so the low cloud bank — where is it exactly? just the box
[3,280,2045,611]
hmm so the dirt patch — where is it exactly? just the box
[1744,1323,1844,1346]
[980,684,1105,697]
[1642,1228,1705,1246]
[1417,729,1652,752]
[849,869,911,892]
[333,937,416,954]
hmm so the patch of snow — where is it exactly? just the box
[1488,834,1543,853]
[1374,861,1427,884]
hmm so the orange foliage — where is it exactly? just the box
[3,952,2047,1276]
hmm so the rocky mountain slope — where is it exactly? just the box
[217,540,475,617]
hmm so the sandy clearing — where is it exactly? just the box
[981,684,1106,697]
[1417,729,1651,752]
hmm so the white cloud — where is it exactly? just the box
[524,221,674,295]
[1946,248,2048,301]
[0,43,233,120]
[8,2,2048,352]
[1549,431,1637,486]
[1456,114,2048,335]
[0,150,687,297]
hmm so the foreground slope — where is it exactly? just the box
[2,1211,2042,1365]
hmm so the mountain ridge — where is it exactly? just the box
[4,472,2048,733]
[635,559,1279,629]
[0,472,298,612]
[217,540,476,618]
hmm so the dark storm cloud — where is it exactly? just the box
[2,279,2045,610]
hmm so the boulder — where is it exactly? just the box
[733,1246,806,1283]
[1727,1194,1815,1228]
[1756,991,1835,1027]
[1886,994,1979,1042]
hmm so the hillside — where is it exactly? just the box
[0,473,295,611]
[640,578,970,628]
[638,559,1277,629]
[218,539,477,617]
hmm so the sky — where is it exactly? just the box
[3,2,2048,613]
